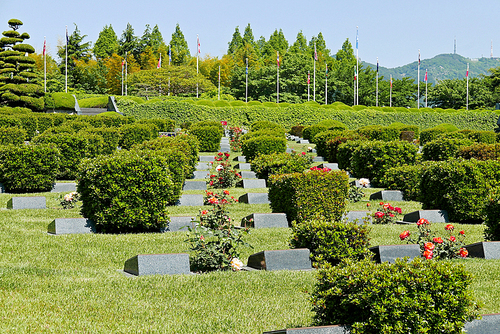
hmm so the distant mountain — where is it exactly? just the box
[364,54,500,84]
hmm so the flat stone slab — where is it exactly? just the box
[51,182,77,193]
[233,156,246,162]
[369,190,404,202]
[240,179,267,189]
[295,138,303,142]
[464,242,500,259]
[241,171,257,179]
[319,163,339,170]
[176,194,204,206]
[369,244,421,264]
[247,249,311,271]
[124,253,191,276]
[286,148,294,153]
[162,216,195,232]
[196,162,209,170]
[344,211,372,224]
[199,156,213,162]
[403,210,449,223]
[312,156,325,162]
[48,218,96,235]
[464,313,500,334]
[190,171,210,179]
[263,325,347,334]
[298,139,310,144]
[241,213,288,228]
[350,179,371,188]
[7,196,46,209]
[238,193,270,204]
[182,181,207,191]
[235,163,251,170]
[218,146,230,153]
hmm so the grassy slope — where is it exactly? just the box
[0,143,499,333]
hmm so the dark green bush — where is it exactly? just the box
[251,152,312,181]
[383,163,435,201]
[240,129,285,142]
[422,138,473,161]
[80,127,120,155]
[389,122,420,137]
[420,159,500,223]
[34,114,54,133]
[467,130,497,144]
[0,127,27,145]
[16,114,37,140]
[485,187,500,241]
[317,119,347,131]
[350,140,418,187]
[290,219,371,267]
[78,150,175,233]
[137,118,176,133]
[0,115,20,128]
[420,124,458,145]
[250,120,284,134]
[289,125,304,137]
[321,131,363,163]
[241,135,286,161]
[0,143,60,193]
[311,257,480,332]
[119,123,155,150]
[191,120,224,134]
[356,125,400,141]
[189,125,223,152]
[457,143,500,160]
[302,124,327,142]
[313,130,345,158]
[336,140,366,172]
[268,169,349,224]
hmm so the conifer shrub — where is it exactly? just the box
[422,137,473,161]
[268,168,349,224]
[0,143,60,193]
[457,143,499,160]
[250,120,284,134]
[0,127,26,145]
[251,152,312,181]
[290,219,371,267]
[289,125,305,137]
[78,150,174,233]
[80,127,120,155]
[467,130,497,144]
[189,125,223,152]
[16,114,37,140]
[118,123,155,150]
[420,159,500,223]
[383,163,435,201]
[34,114,54,133]
[241,135,287,161]
[302,125,327,142]
[311,258,480,332]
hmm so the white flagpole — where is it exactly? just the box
[43,36,46,93]
[376,57,379,107]
[307,71,310,101]
[168,44,171,96]
[218,65,221,100]
[390,75,392,107]
[313,42,316,102]
[245,58,248,103]
[196,35,199,98]
[356,26,359,105]
[353,66,356,106]
[466,63,469,110]
[417,49,420,109]
[425,69,428,108]
[65,25,68,93]
[125,51,128,96]
[277,51,279,103]
[325,63,327,105]
[121,59,124,95]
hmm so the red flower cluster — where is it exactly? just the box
[372,202,402,224]
[310,166,331,172]
[399,230,410,240]
[417,218,430,226]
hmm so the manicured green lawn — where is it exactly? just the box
[1,145,499,333]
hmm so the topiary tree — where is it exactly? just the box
[0,19,44,110]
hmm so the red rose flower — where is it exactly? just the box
[417,218,430,226]
[200,235,205,241]
[424,242,435,251]
[379,202,384,206]
[399,230,410,240]
[218,152,223,156]
[374,212,384,219]
[223,190,230,195]
[201,210,208,215]
[449,236,456,242]
[366,203,371,207]
[459,230,465,235]
[423,250,433,259]
[459,248,468,258]
[433,237,444,244]
[395,207,402,214]
[208,197,219,204]
[225,153,230,157]
[445,224,454,231]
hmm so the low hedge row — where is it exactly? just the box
[250,152,312,181]
[241,122,287,161]
[268,169,349,224]
[188,121,224,152]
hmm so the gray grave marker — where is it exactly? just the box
[48,218,96,235]
[199,156,213,162]
[313,156,325,162]
[299,139,310,144]
[350,179,371,188]
[176,194,204,206]
[241,213,288,228]
[7,196,46,209]
[240,179,266,189]
[369,190,404,202]
[124,253,191,276]
[235,163,251,170]
[465,242,500,259]
[369,244,420,264]
[196,162,209,170]
[318,163,339,170]
[182,181,207,191]
[464,313,500,334]
[241,171,257,179]
[344,211,372,224]
[190,171,210,179]
[233,156,246,162]
[238,193,270,204]
[247,249,311,271]
[403,210,449,223]
[51,182,77,193]
[162,216,195,232]
[263,325,347,334]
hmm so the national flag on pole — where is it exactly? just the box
[66,27,69,45]
[246,61,248,75]
[376,58,379,73]
[277,51,280,67]
[197,35,200,54]
[326,63,328,76]
[122,59,125,67]
[418,50,421,65]
[307,72,310,84]
[43,37,46,56]
[356,28,358,50]
[354,68,357,81]
[425,70,428,82]
[390,77,393,88]
[168,45,171,63]
[157,53,161,69]
[314,43,318,61]
[466,65,469,77]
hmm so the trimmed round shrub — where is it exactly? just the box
[0,127,27,145]
[311,257,480,331]
[189,125,223,152]
[303,124,327,142]
[485,187,500,241]
[78,150,175,233]
[289,125,305,137]
[313,130,345,157]
[137,118,176,133]
[16,114,38,140]
[458,143,499,161]
[0,143,60,193]
[467,130,497,144]
[422,138,473,161]
[250,120,284,134]
[420,124,458,145]
[383,163,435,201]
[290,219,371,267]
[251,152,312,181]
[80,127,120,155]
[241,129,284,142]
[336,140,366,172]
[241,135,286,161]
[119,123,155,150]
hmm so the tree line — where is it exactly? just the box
[16,21,500,109]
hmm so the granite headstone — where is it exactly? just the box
[247,249,312,271]
[123,253,191,276]
[241,213,288,228]
[369,244,421,264]
[48,218,96,235]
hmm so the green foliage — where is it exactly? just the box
[290,219,371,267]
[250,120,284,133]
[485,187,500,241]
[44,92,76,110]
[383,163,433,201]
[457,143,500,160]
[78,150,174,233]
[137,118,175,133]
[313,130,347,158]
[336,139,365,171]
[119,123,155,150]
[241,135,286,161]
[422,137,473,161]
[467,130,497,144]
[268,169,349,224]
[302,124,327,142]
[189,125,223,152]
[0,143,60,193]
[208,152,241,188]
[250,152,312,181]
[311,258,480,332]
[289,124,304,137]
[420,159,500,223]
[80,126,119,155]
[0,126,26,145]
[349,140,418,187]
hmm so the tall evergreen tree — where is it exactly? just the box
[93,24,118,59]
[150,25,166,54]
[227,26,243,55]
[289,31,309,54]
[242,24,256,48]
[169,24,190,66]
[118,23,139,57]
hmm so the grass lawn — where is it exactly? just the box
[1,143,499,333]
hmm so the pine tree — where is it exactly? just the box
[94,24,118,59]
[169,23,190,66]
[227,26,243,55]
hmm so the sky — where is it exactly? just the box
[1,0,499,69]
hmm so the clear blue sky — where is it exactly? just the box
[1,0,499,68]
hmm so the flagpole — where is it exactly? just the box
[277,51,279,103]
[325,63,328,105]
[307,71,310,101]
[65,25,68,93]
[245,57,248,103]
[218,65,221,100]
[417,50,420,109]
[466,63,469,110]
[43,36,46,93]
[168,45,171,96]
[425,69,428,108]
[376,57,379,107]
[390,75,392,107]
[125,51,128,96]
[121,59,124,96]
[158,53,162,96]
[353,66,356,106]
[356,26,359,105]
[196,35,199,98]
[313,42,316,102]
